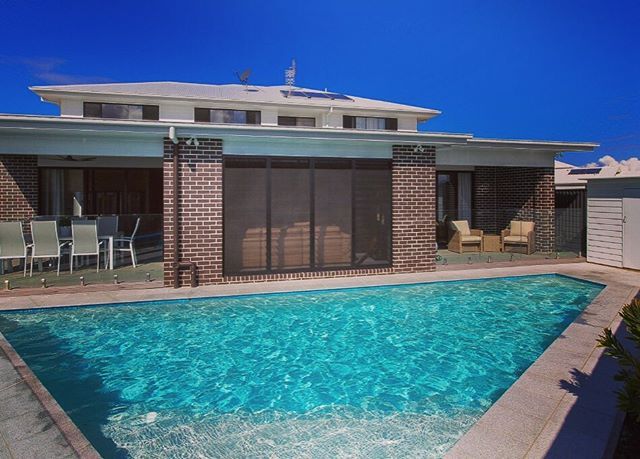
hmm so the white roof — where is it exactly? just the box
[30,81,441,119]
[555,160,626,188]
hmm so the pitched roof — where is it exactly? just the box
[30,81,441,118]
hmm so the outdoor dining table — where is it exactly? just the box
[59,235,115,270]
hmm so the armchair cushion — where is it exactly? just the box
[510,220,535,236]
[451,220,471,236]
[504,235,529,243]
[460,235,482,243]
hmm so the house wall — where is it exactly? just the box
[163,140,437,287]
[473,166,555,252]
[0,155,38,222]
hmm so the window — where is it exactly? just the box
[83,102,159,120]
[195,108,261,125]
[278,116,316,127]
[39,168,163,216]
[343,116,397,131]
[223,157,392,275]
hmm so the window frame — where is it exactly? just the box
[82,102,159,121]
[277,116,316,127]
[343,115,398,131]
[222,155,393,276]
[194,107,261,125]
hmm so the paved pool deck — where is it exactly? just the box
[0,261,638,458]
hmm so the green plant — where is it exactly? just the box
[597,298,640,422]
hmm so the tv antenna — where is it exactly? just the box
[285,59,296,88]
[235,68,252,89]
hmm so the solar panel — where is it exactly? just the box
[304,91,332,99]
[568,168,601,175]
[326,93,352,100]
[280,89,353,101]
[280,90,308,98]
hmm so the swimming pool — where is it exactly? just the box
[0,274,603,458]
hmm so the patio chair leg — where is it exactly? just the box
[23,257,27,277]
[57,256,60,276]
[30,257,34,278]
[70,255,73,274]
[131,244,137,268]
[96,254,100,273]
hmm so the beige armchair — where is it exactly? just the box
[501,220,535,255]
[448,220,483,253]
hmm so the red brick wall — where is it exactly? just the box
[163,138,223,287]
[473,166,555,252]
[392,145,437,272]
[163,143,438,287]
[0,155,38,222]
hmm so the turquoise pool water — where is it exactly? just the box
[0,274,602,458]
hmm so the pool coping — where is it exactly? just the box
[0,261,638,458]
[0,333,101,458]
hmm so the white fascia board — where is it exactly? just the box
[468,138,598,152]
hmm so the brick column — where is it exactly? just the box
[473,166,555,252]
[0,155,38,222]
[163,138,223,287]
[392,145,437,273]
[533,167,555,252]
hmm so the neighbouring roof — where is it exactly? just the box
[554,160,633,187]
[30,82,441,119]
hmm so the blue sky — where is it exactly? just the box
[1,0,638,165]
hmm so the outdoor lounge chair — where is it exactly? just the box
[501,220,536,255]
[448,220,483,253]
[114,217,140,268]
[70,221,105,273]
[30,220,69,277]
[0,222,30,276]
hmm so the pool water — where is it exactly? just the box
[0,274,602,458]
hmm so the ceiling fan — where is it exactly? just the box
[54,155,97,162]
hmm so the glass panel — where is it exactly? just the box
[142,105,159,120]
[314,160,352,268]
[271,159,310,270]
[83,102,101,118]
[278,116,297,126]
[457,172,472,222]
[40,169,84,215]
[354,161,391,266]
[194,108,210,122]
[224,158,268,274]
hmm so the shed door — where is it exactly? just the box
[623,188,640,269]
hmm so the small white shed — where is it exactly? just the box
[586,175,640,269]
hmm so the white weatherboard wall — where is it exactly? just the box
[587,177,640,269]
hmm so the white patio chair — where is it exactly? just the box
[30,221,70,277]
[70,221,104,273]
[0,222,30,277]
[97,215,119,268]
[114,217,140,268]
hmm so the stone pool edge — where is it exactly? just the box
[0,332,101,458]
[445,278,637,459]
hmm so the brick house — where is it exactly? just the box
[0,82,597,286]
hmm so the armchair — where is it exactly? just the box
[501,220,536,255]
[448,220,483,253]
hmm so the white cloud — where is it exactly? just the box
[587,155,640,172]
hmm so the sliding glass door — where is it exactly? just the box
[436,171,473,245]
[223,156,392,275]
